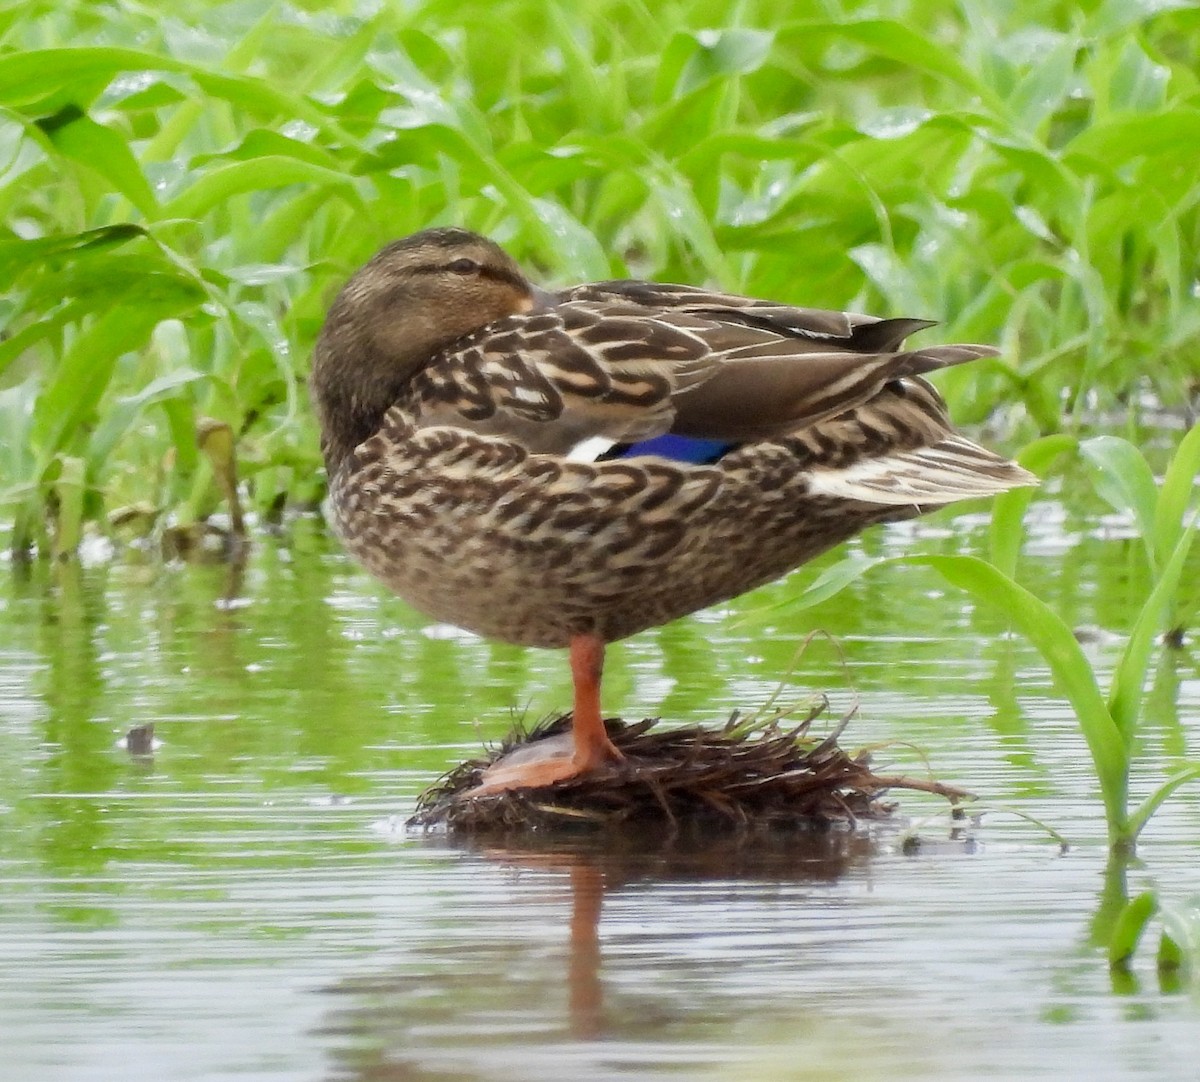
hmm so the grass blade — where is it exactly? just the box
[1079,436,1160,573]
[1107,521,1196,739]
[988,434,1075,576]
[1125,766,1200,844]
[1153,421,1200,566]
[31,280,203,464]
[36,106,158,217]
[912,555,1127,831]
[1109,890,1158,969]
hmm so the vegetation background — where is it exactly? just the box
[1,0,1197,556]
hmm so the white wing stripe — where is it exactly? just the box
[806,444,1035,505]
[566,435,618,462]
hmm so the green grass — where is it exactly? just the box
[1,0,1198,551]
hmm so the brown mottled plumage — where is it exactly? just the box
[310,227,1035,793]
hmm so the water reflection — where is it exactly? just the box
[310,820,1200,1082]
[321,828,883,1078]
[483,829,881,1041]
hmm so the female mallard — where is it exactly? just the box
[310,227,1034,794]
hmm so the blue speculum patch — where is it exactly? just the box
[616,433,732,463]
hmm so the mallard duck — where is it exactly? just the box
[310,227,1034,794]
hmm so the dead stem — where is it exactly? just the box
[409,703,972,836]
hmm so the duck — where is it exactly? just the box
[309,227,1035,795]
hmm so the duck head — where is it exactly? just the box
[309,227,538,472]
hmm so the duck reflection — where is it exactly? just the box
[482,829,876,1041]
[319,827,879,1079]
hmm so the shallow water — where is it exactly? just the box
[2,499,1199,1081]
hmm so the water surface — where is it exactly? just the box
[1,499,1198,1081]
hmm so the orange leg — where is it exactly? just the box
[567,634,624,771]
[467,633,625,796]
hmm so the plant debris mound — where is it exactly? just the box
[409,701,971,835]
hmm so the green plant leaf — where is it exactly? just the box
[1087,0,1199,36]
[1107,520,1197,740]
[776,20,995,104]
[989,434,1075,576]
[0,302,85,379]
[792,555,881,612]
[0,224,147,287]
[89,368,209,472]
[912,555,1127,832]
[51,455,86,557]
[161,156,363,221]
[676,28,775,95]
[0,47,353,143]
[1153,421,1200,566]
[1157,931,1184,973]
[1126,765,1200,844]
[1079,436,1160,572]
[36,105,158,217]
[1109,890,1158,968]
[30,275,205,464]
[0,381,38,508]
[1157,896,1200,971]
[1066,110,1200,173]
[0,46,173,108]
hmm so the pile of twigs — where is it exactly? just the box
[408,700,970,835]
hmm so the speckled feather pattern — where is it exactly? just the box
[312,228,1034,649]
[333,388,942,647]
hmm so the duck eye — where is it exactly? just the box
[447,257,480,275]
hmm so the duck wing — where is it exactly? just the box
[562,281,997,442]
[403,280,996,457]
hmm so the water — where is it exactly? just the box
[1,502,1198,1081]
